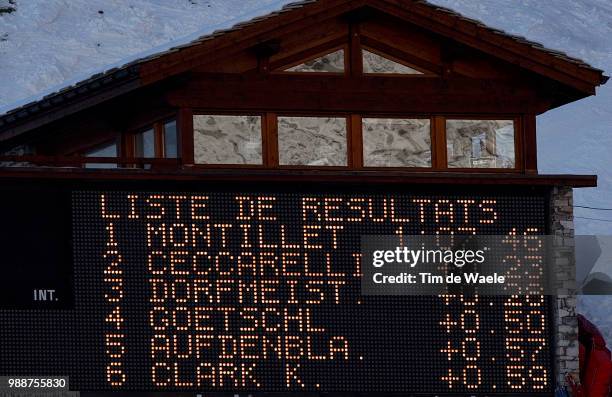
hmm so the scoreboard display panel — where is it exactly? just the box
[0,180,554,395]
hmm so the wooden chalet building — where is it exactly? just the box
[0,0,608,394]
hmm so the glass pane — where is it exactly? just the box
[193,115,262,164]
[446,120,515,168]
[0,144,34,167]
[278,116,347,166]
[164,120,178,158]
[362,49,423,74]
[84,141,117,169]
[284,49,345,73]
[135,128,155,158]
[363,118,431,167]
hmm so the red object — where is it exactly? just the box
[574,314,612,397]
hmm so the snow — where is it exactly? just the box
[1,0,611,342]
[427,0,612,346]
[428,0,612,236]
[0,0,295,114]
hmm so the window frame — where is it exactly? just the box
[184,111,524,172]
[132,126,156,159]
[127,117,179,162]
[122,34,525,172]
[162,119,179,159]
[271,37,438,79]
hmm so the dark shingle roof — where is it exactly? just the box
[0,0,607,135]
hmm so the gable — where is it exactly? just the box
[144,0,605,90]
[193,7,545,83]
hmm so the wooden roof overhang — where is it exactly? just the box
[0,0,607,145]
[0,167,597,188]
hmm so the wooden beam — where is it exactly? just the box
[269,37,347,72]
[167,74,543,114]
[0,167,597,188]
[252,39,280,74]
[178,108,194,166]
[139,0,365,83]
[513,116,524,173]
[0,79,141,144]
[153,122,164,158]
[360,35,442,75]
[523,113,538,173]
[349,114,363,168]
[268,21,348,69]
[342,6,376,24]
[265,112,279,167]
[432,116,447,169]
[349,22,363,77]
[251,39,281,58]
[368,0,601,93]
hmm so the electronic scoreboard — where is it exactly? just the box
[0,180,554,395]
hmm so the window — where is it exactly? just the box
[284,49,345,73]
[446,120,515,168]
[362,49,424,75]
[278,116,347,166]
[363,118,431,167]
[164,120,178,158]
[193,115,262,165]
[84,141,118,169]
[133,119,178,159]
[134,128,155,158]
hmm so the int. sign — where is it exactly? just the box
[0,182,553,394]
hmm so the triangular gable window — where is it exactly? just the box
[284,49,345,73]
[362,49,424,75]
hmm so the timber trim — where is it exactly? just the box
[0,167,597,187]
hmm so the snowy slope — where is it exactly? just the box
[428,0,612,236]
[1,0,611,341]
[427,0,612,345]
[0,0,294,112]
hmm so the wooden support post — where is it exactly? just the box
[349,22,363,78]
[523,113,538,173]
[349,114,363,168]
[153,122,164,158]
[265,112,279,167]
[432,116,447,170]
[178,108,194,166]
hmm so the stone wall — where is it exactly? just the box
[550,186,578,385]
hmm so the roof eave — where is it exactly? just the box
[0,0,607,142]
